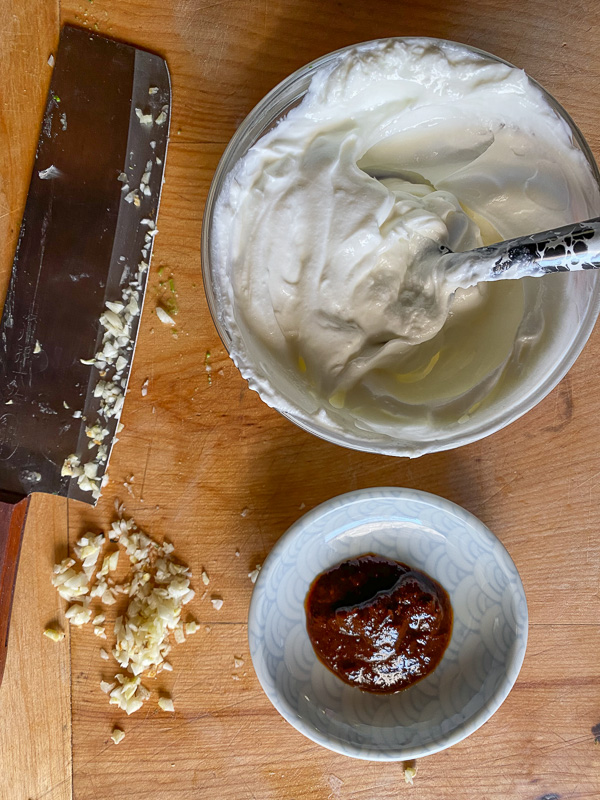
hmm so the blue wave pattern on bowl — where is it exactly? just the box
[248,488,528,761]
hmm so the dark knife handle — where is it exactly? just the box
[0,496,30,686]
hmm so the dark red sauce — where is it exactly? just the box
[305,553,452,694]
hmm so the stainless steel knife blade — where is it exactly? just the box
[0,25,170,505]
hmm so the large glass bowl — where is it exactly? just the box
[201,38,600,457]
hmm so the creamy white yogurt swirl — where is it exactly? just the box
[211,39,600,455]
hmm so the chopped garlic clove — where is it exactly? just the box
[248,565,262,584]
[155,106,168,125]
[102,588,117,605]
[158,697,175,713]
[65,601,92,626]
[43,627,65,642]
[135,107,153,125]
[138,685,151,701]
[52,558,75,575]
[61,453,82,478]
[111,727,125,745]
[126,698,144,715]
[156,306,175,326]
[173,626,185,645]
[404,765,418,785]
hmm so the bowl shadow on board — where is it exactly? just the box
[241,414,489,563]
[206,1,522,143]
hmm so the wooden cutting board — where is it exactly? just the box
[1,0,600,798]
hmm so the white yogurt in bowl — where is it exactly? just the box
[203,38,600,456]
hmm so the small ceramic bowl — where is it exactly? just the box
[248,487,528,761]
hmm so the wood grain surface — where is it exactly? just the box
[1,0,600,798]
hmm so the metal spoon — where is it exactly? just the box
[364,167,600,287]
[439,218,600,289]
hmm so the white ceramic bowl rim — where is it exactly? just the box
[248,487,529,761]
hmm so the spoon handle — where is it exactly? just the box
[445,218,600,287]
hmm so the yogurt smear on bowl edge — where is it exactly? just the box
[210,38,600,455]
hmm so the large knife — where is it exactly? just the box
[0,26,170,684]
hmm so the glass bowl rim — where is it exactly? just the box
[200,36,600,457]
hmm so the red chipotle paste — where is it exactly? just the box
[305,554,452,694]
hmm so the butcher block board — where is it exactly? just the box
[1,0,600,798]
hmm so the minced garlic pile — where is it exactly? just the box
[51,513,196,716]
